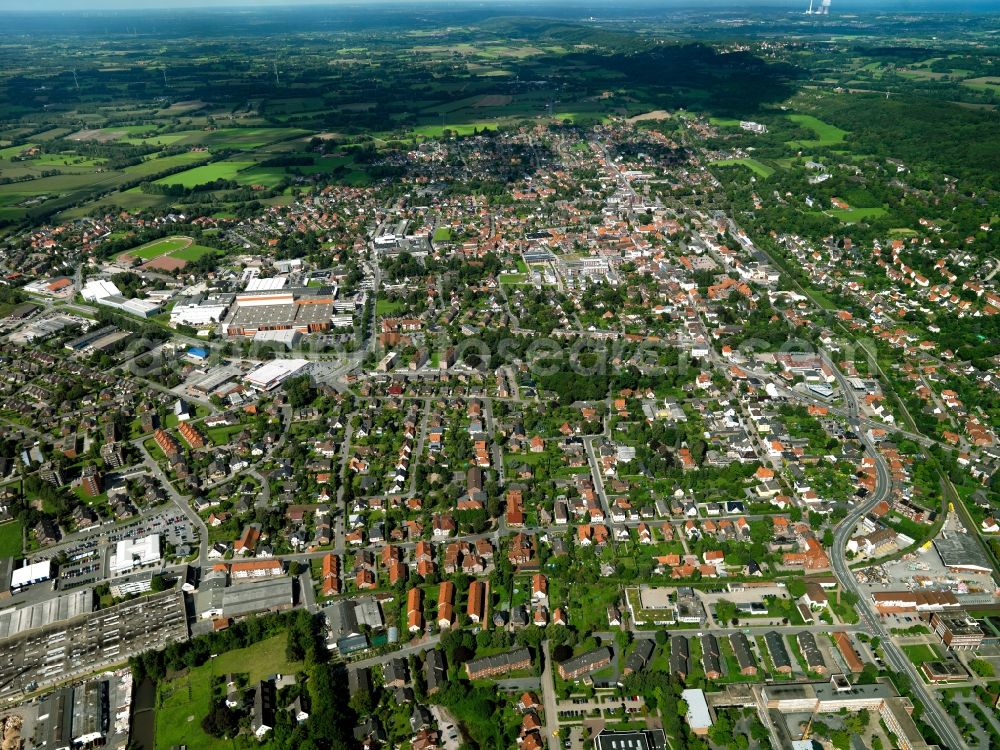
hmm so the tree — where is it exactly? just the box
[785,578,807,599]
[714,599,737,625]
[349,688,376,716]
[201,702,240,737]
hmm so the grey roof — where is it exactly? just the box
[221,577,293,619]
[702,634,721,676]
[729,633,755,671]
[933,534,993,571]
[348,667,372,697]
[625,639,655,673]
[796,632,825,671]
[765,631,792,670]
[669,636,688,676]
[425,649,446,692]
[327,599,360,639]
[465,647,532,677]
[252,679,276,733]
[559,647,612,677]
[383,657,409,685]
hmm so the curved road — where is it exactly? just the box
[825,353,965,750]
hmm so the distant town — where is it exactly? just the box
[0,4,999,750]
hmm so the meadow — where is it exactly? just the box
[787,114,849,148]
[709,158,775,178]
[0,520,22,556]
[155,635,302,750]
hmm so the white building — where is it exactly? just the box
[109,535,161,575]
[244,359,310,391]
[170,299,231,327]
[681,688,713,735]
[10,559,53,590]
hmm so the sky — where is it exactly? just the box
[0,0,995,10]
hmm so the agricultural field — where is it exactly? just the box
[154,161,256,188]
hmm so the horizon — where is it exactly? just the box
[2,0,1000,13]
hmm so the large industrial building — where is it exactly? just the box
[222,285,339,337]
[35,678,109,749]
[81,279,161,318]
[0,589,92,640]
[169,293,234,328]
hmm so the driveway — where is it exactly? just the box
[430,705,462,750]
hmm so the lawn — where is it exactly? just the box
[432,226,452,242]
[0,520,22,556]
[903,643,942,668]
[376,299,405,316]
[205,423,246,447]
[709,158,774,178]
[787,114,848,147]
[155,635,302,750]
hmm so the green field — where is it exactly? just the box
[155,635,302,750]
[172,244,216,262]
[0,521,22,556]
[376,299,405,316]
[155,161,254,188]
[826,206,887,222]
[411,122,500,138]
[903,643,942,667]
[710,158,775,178]
[123,236,193,260]
[787,114,849,147]
[432,226,452,242]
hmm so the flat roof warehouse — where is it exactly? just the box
[224,285,338,337]
[245,359,311,391]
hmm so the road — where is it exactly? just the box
[135,440,210,563]
[342,634,440,671]
[825,355,966,750]
[540,641,561,750]
[583,414,614,523]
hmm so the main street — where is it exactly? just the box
[826,355,966,750]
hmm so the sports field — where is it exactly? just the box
[125,237,193,260]
[117,236,216,269]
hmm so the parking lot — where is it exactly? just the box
[27,511,195,593]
